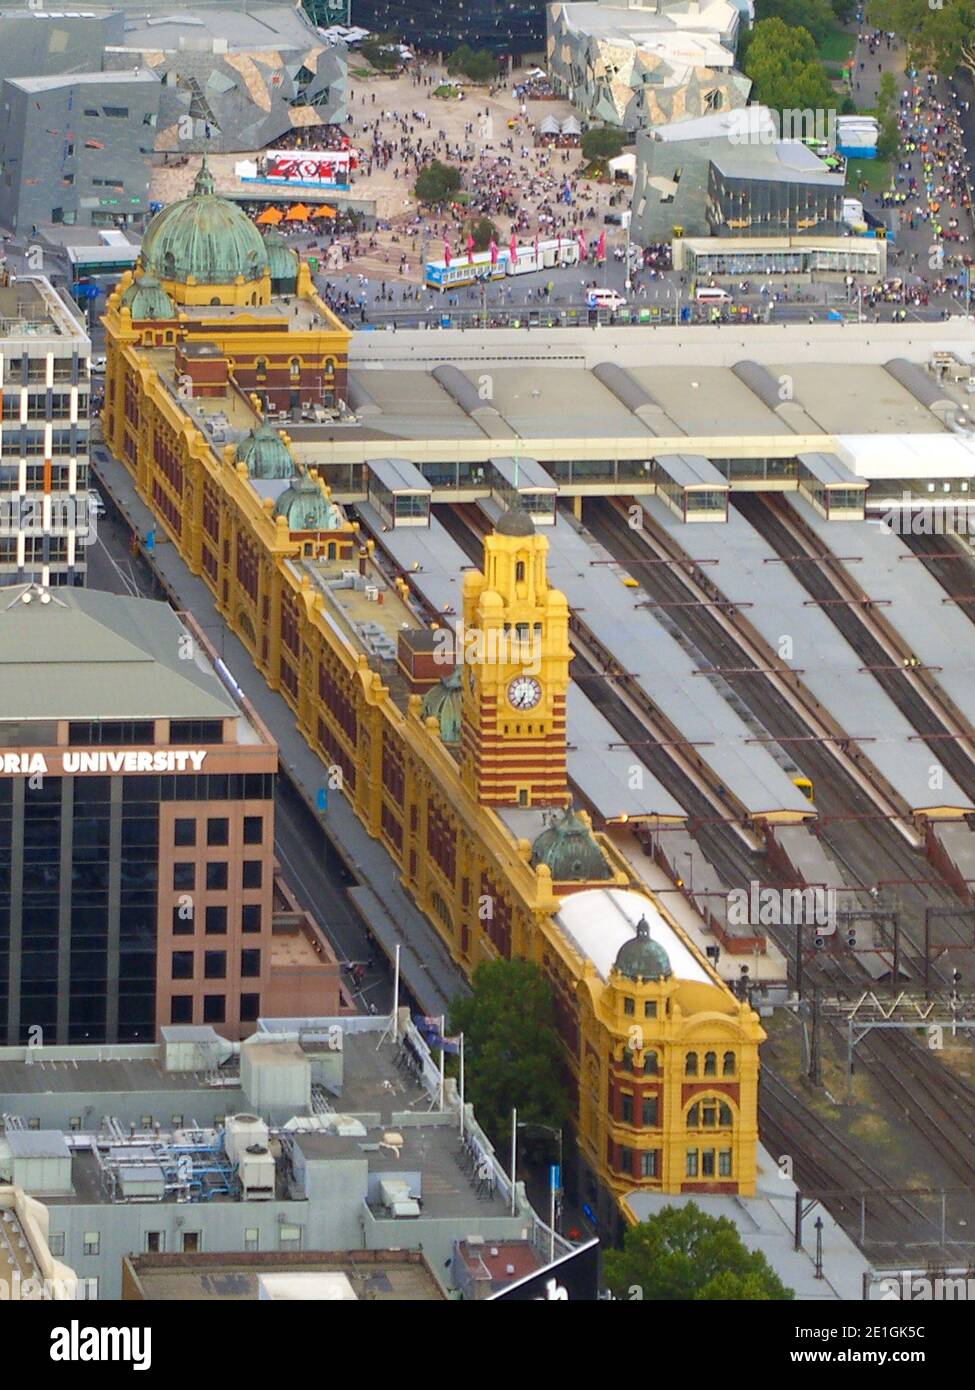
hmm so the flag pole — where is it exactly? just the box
[439,1014,446,1110]
[459,1032,465,1138]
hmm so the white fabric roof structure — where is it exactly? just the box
[836,433,975,479]
[555,886,712,984]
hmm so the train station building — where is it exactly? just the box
[102,166,975,1221]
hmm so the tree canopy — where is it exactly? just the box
[581,126,625,163]
[603,1203,796,1301]
[449,958,569,1147]
[754,0,837,47]
[465,216,498,252]
[446,44,500,82]
[414,160,462,206]
[359,35,401,73]
[743,17,837,113]
[868,0,975,77]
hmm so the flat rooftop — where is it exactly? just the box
[0,277,88,345]
[124,1251,444,1301]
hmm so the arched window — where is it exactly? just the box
[643,1050,658,1075]
[163,251,176,278]
[255,358,267,379]
[686,1097,734,1128]
[515,560,525,582]
[289,357,301,381]
[685,1052,698,1076]
[722,1050,735,1076]
[704,1051,717,1076]
[324,357,336,376]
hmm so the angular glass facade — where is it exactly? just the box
[350,0,546,56]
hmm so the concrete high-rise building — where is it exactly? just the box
[0,276,91,587]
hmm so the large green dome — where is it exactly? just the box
[613,915,672,983]
[421,668,463,745]
[531,806,611,882]
[273,472,344,531]
[119,272,176,321]
[236,420,295,480]
[141,160,269,287]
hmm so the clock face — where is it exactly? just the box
[508,675,542,711]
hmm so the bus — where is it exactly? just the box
[424,236,579,290]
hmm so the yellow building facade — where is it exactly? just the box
[100,169,765,1223]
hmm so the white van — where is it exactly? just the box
[586,287,626,310]
[695,285,733,304]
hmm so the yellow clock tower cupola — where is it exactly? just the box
[460,501,571,806]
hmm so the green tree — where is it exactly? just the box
[754,0,837,47]
[603,1203,795,1301]
[465,216,498,252]
[446,44,499,82]
[449,959,569,1147]
[414,160,462,206]
[582,126,625,163]
[868,0,975,78]
[744,17,836,114]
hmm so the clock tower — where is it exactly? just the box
[460,502,571,807]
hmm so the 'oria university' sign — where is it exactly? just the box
[0,750,209,776]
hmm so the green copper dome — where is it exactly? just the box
[421,668,463,745]
[262,229,299,292]
[614,915,672,983]
[531,806,612,882]
[119,272,176,321]
[141,159,269,287]
[273,472,344,531]
[236,421,296,480]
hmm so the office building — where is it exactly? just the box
[0,276,91,587]
[0,1016,567,1299]
[0,585,282,1045]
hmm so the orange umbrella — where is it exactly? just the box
[255,206,283,225]
[285,203,310,221]
[312,204,337,219]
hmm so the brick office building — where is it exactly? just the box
[0,583,281,1045]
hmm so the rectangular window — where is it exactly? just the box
[203,994,225,1023]
[242,860,262,890]
[719,1149,732,1177]
[205,906,227,935]
[641,1096,658,1127]
[207,817,229,846]
[702,1150,716,1178]
[49,1232,65,1257]
[240,992,260,1022]
[242,904,262,933]
[243,816,263,845]
[685,1149,698,1178]
[278,1224,302,1252]
[204,951,226,980]
[174,818,196,847]
[172,719,224,745]
[620,1093,633,1125]
[244,1228,259,1252]
[644,1001,657,1019]
[172,906,194,936]
[639,1150,657,1178]
[623,997,634,1016]
[144,1231,165,1253]
[170,995,193,1023]
[173,862,195,891]
[206,862,228,891]
[83,1232,100,1256]
[171,951,193,980]
[181,1232,200,1253]
[241,949,261,978]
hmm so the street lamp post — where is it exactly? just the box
[516,1119,564,1243]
